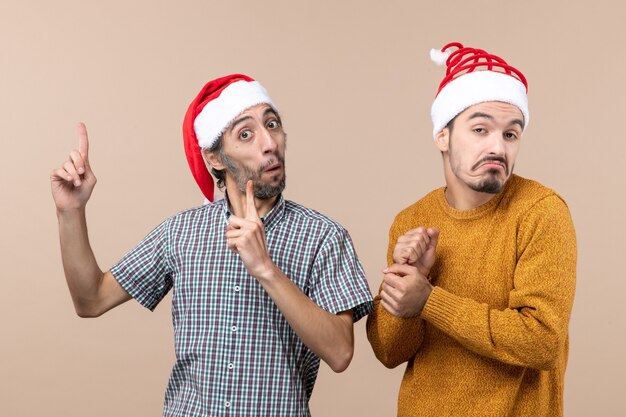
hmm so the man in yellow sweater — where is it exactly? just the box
[366,42,576,417]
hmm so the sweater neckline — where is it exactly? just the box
[436,175,518,220]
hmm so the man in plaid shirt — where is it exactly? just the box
[51,74,373,416]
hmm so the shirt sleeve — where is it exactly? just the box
[420,195,577,370]
[309,226,373,322]
[110,219,174,311]
[366,217,426,368]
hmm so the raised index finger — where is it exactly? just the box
[77,122,89,161]
[245,180,259,220]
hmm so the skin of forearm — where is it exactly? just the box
[57,208,106,317]
[255,263,354,373]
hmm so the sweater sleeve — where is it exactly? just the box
[420,195,576,370]
[366,217,426,368]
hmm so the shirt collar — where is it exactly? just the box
[260,195,285,231]
[220,192,286,231]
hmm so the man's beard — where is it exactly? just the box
[221,153,286,199]
[466,157,514,194]
[468,169,506,194]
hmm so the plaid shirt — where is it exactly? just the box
[110,196,373,417]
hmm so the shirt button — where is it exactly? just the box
[225,401,231,408]
[234,285,240,292]
[231,325,238,332]
[227,362,234,370]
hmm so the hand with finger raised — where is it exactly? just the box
[225,181,276,280]
[50,122,97,213]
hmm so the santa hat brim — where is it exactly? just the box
[431,71,529,137]
[195,80,274,149]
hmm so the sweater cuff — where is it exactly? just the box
[421,286,464,333]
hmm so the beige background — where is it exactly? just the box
[1,0,624,415]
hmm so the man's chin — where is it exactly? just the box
[470,173,508,194]
[253,177,286,200]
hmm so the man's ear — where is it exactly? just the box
[435,128,450,153]
[203,150,225,171]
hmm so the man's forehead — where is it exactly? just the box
[238,103,276,117]
[227,103,279,132]
[461,102,523,118]
[460,101,524,126]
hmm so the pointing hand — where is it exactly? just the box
[50,123,97,212]
[225,181,275,279]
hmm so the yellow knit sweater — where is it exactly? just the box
[367,175,576,417]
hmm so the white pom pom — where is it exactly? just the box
[430,48,451,66]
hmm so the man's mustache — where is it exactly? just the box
[257,155,285,175]
[471,156,507,172]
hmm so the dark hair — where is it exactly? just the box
[206,135,227,190]
[446,115,456,134]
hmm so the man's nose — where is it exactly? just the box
[487,132,506,155]
[259,127,278,153]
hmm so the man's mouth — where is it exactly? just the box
[473,158,506,172]
[263,162,282,173]
[481,161,505,170]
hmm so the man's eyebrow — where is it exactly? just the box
[227,107,281,134]
[467,112,495,121]
[263,107,281,122]
[467,112,524,129]
[227,115,253,133]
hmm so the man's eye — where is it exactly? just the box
[474,128,484,133]
[267,120,279,129]
[505,132,518,140]
[239,130,252,140]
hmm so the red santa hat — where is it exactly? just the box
[182,74,275,201]
[430,42,529,137]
